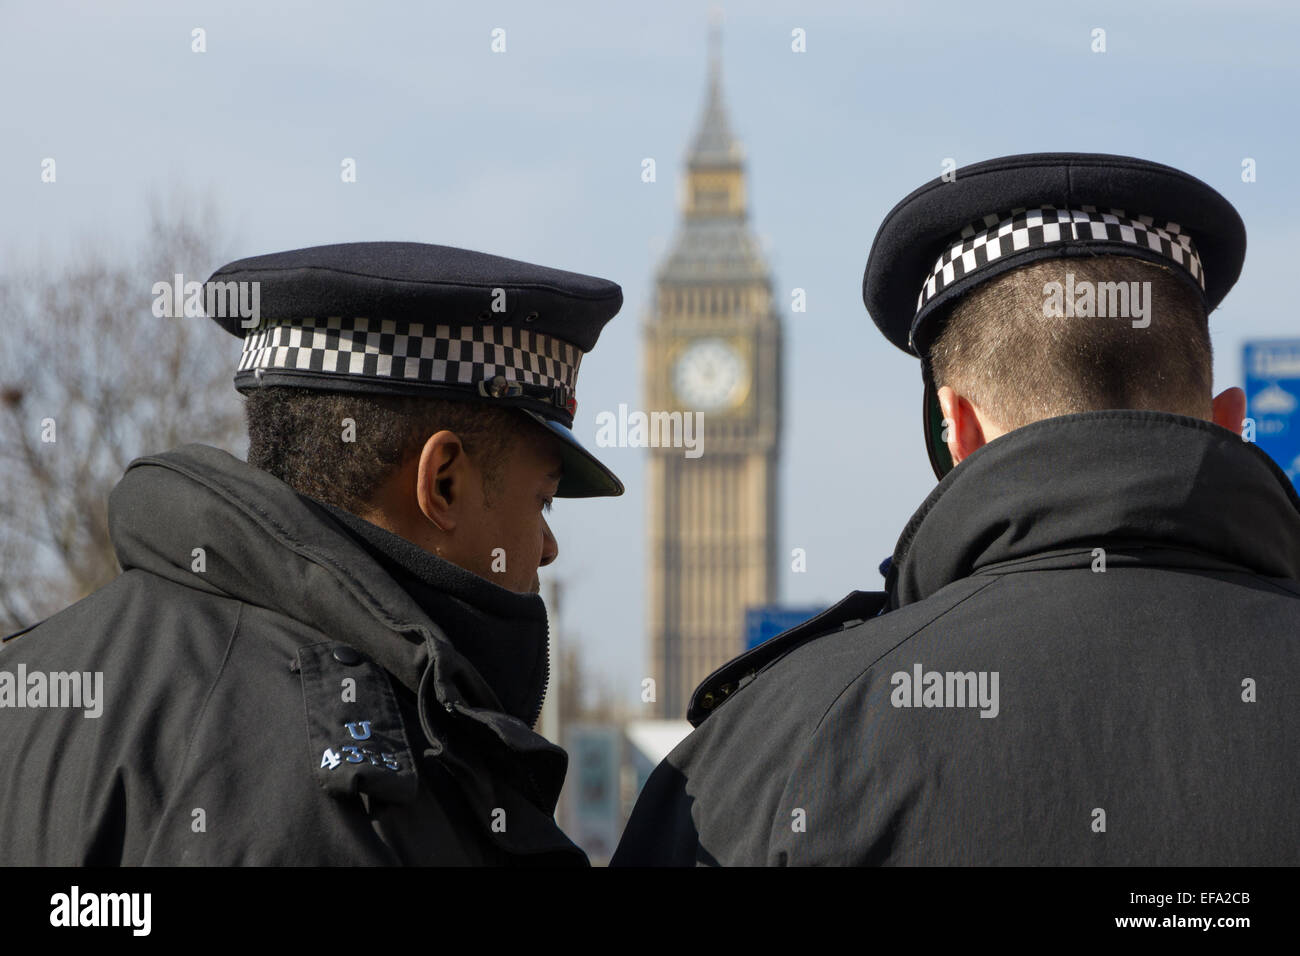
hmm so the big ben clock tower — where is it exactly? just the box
[644,34,782,719]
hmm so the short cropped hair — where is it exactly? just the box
[928,255,1213,432]
[244,387,528,514]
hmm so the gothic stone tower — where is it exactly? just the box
[644,40,782,719]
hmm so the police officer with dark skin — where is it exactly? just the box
[613,153,1300,866]
[0,242,624,865]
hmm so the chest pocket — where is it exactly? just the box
[297,642,420,804]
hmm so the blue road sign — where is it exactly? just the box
[744,605,826,651]
[1244,340,1300,489]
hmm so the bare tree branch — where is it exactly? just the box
[0,196,244,633]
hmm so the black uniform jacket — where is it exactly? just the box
[613,412,1300,865]
[0,444,586,865]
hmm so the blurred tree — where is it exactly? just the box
[0,198,244,633]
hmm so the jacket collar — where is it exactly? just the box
[318,503,550,728]
[886,411,1300,608]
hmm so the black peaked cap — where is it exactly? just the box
[205,241,625,497]
[862,152,1246,358]
[208,241,622,348]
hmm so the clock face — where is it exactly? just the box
[672,338,749,412]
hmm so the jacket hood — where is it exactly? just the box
[107,444,549,737]
[887,411,1300,608]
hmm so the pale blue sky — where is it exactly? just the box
[4,0,1297,705]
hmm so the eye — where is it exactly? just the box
[542,496,554,514]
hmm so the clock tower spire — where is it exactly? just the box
[643,31,783,719]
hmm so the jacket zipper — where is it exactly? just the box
[525,618,551,732]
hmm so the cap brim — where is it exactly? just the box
[519,410,624,498]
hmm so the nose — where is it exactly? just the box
[539,517,559,568]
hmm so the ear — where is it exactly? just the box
[937,385,988,466]
[1211,386,1247,435]
[416,430,466,532]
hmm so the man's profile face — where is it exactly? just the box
[449,427,563,593]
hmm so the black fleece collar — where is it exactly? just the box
[887,411,1300,608]
[318,504,551,728]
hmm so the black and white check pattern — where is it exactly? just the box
[915,206,1206,315]
[237,318,583,392]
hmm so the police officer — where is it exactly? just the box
[0,241,623,865]
[613,153,1300,865]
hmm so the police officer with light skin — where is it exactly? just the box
[613,153,1300,866]
[0,242,623,865]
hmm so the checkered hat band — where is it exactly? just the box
[237,318,583,390]
[915,206,1206,315]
